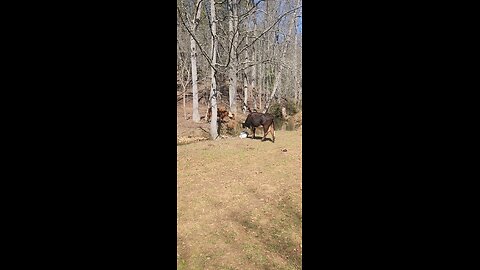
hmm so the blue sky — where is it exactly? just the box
[297,15,302,33]
[254,0,302,33]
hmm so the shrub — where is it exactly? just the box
[269,103,284,119]
[268,99,299,119]
[283,98,299,115]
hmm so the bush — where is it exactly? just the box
[286,118,295,131]
[268,99,299,119]
[273,117,285,130]
[269,103,284,119]
[284,99,299,115]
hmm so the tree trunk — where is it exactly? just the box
[243,28,250,113]
[299,86,302,107]
[251,16,257,111]
[190,0,203,123]
[259,62,263,110]
[243,73,248,113]
[228,0,238,114]
[183,86,187,119]
[178,34,190,120]
[293,18,298,105]
[190,36,200,122]
[209,0,218,139]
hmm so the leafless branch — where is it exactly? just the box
[177,4,218,73]
[194,0,204,21]
[237,58,275,72]
[238,0,264,24]
[237,5,302,56]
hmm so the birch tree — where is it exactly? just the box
[242,26,250,113]
[293,16,299,105]
[250,12,257,111]
[209,0,219,139]
[189,0,203,122]
[177,41,191,120]
[227,0,239,114]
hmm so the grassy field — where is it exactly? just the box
[177,130,302,269]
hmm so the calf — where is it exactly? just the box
[242,112,275,143]
[207,107,234,123]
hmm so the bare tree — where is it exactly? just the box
[250,10,257,111]
[227,0,239,114]
[264,0,301,113]
[189,0,203,122]
[242,24,250,114]
[177,42,191,120]
[293,16,298,105]
[209,0,219,139]
[178,0,303,138]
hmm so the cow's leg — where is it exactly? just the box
[251,127,256,139]
[262,124,268,141]
[262,124,274,142]
[271,125,275,143]
[268,124,275,143]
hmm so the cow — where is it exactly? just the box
[242,112,275,143]
[207,107,235,123]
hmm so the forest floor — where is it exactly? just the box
[177,100,302,269]
[176,99,211,139]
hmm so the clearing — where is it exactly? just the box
[177,127,302,269]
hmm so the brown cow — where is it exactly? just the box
[207,107,235,123]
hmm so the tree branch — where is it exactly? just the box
[237,5,302,56]
[237,59,274,72]
[194,0,204,22]
[177,5,218,74]
[238,0,264,24]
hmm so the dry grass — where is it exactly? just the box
[177,130,302,269]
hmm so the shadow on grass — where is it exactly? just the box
[246,136,274,142]
[226,196,302,269]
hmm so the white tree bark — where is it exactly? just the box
[243,27,249,113]
[293,17,298,104]
[228,0,238,114]
[259,60,263,110]
[209,0,218,139]
[251,14,257,111]
[243,72,248,112]
[190,36,200,122]
[177,31,190,120]
[190,0,203,123]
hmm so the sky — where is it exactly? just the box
[254,0,302,34]
[297,15,302,33]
